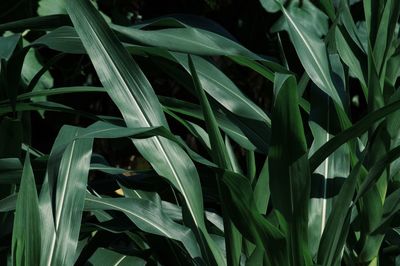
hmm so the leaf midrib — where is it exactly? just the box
[282,8,338,102]
[80,6,203,230]
[86,197,172,238]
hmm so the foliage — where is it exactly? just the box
[1,0,400,265]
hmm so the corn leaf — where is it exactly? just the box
[189,55,242,265]
[317,161,363,266]
[269,73,311,265]
[39,126,93,266]
[84,194,201,259]
[310,99,400,172]
[270,1,344,109]
[88,248,146,266]
[11,152,41,266]
[65,0,224,264]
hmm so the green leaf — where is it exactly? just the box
[165,110,211,150]
[335,26,367,89]
[253,158,270,214]
[271,0,329,38]
[189,55,241,265]
[37,0,66,16]
[269,74,311,265]
[356,145,400,202]
[78,121,216,168]
[317,161,364,266]
[0,34,21,61]
[338,0,366,52]
[112,23,259,58]
[259,0,283,13]
[385,53,400,87]
[0,158,22,186]
[171,53,270,125]
[221,170,288,265]
[8,86,105,102]
[88,248,146,266]
[33,26,85,54]
[33,27,271,149]
[21,39,54,115]
[372,188,400,234]
[0,194,17,212]
[309,98,400,172]
[229,55,275,82]
[224,136,242,175]
[160,96,266,152]
[0,101,101,121]
[307,84,350,256]
[273,1,344,109]
[0,15,71,32]
[371,0,400,75]
[189,55,232,170]
[11,151,41,266]
[84,194,201,259]
[65,0,224,264]
[39,126,93,266]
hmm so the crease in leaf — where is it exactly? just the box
[12,151,41,266]
[65,0,225,264]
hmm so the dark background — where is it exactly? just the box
[0,0,365,168]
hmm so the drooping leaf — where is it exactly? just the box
[269,1,344,109]
[160,96,266,152]
[64,0,224,264]
[310,98,400,172]
[21,39,54,115]
[112,22,260,58]
[170,53,270,125]
[270,0,329,38]
[84,194,201,259]
[335,26,367,90]
[0,15,71,32]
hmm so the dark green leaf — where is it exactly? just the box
[11,151,41,266]
[65,0,224,264]
[269,74,311,265]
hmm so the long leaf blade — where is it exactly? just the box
[269,74,311,265]
[65,0,224,264]
[84,194,201,259]
[11,152,41,266]
[39,126,93,266]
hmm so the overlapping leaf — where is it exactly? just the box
[64,0,224,264]
[11,152,41,266]
[39,126,93,266]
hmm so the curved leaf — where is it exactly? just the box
[310,98,400,172]
[65,0,224,264]
[84,194,201,259]
[272,1,344,109]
